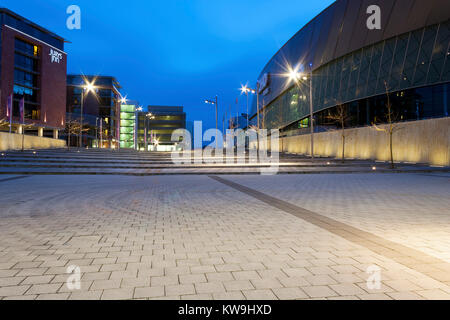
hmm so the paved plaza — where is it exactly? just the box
[0,172,449,300]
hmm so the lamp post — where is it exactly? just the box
[240,85,258,151]
[145,112,155,151]
[79,81,96,149]
[135,106,143,150]
[204,96,218,149]
[285,64,315,161]
[95,117,98,148]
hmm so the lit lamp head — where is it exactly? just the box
[84,81,96,93]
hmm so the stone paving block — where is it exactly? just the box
[90,279,122,291]
[134,286,165,299]
[272,287,308,300]
[223,280,254,292]
[206,272,234,282]
[329,283,366,296]
[121,277,150,288]
[82,272,111,281]
[0,285,30,297]
[232,271,261,280]
[69,291,103,300]
[0,277,25,286]
[387,291,424,300]
[278,277,310,287]
[191,265,216,274]
[213,291,245,300]
[101,288,134,300]
[415,289,450,300]
[151,275,179,286]
[195,282,226,294]
[26,283,62,295]
[22,275,55,285]
[250,278,284,290]
[179,274,207,285]
[305,275,338,286]
[243,289,278,300]
[282,268,312,278]
[165,284,195,296]
[302,286,338,298]
[16,268,47,277]
[3,294,37,300]
[36,293,70,300]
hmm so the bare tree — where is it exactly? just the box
[326,104,351,163]
[64,119,88,150]
[372,81,402,169]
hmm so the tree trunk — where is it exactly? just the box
[389,128,394,169]
[342,133,345,163]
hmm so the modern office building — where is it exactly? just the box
[137,106,186,151]
[66,75,122,148]
[0,8,66,138]
[250,0,449,135]
[119,101,139,149]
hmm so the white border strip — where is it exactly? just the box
[4,25,67,55]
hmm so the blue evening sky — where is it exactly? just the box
[2,0,333,129]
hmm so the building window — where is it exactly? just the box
[13,38,40,120]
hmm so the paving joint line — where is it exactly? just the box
[209,175,450,284]
[0,175,30,183]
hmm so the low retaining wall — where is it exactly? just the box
[0,132,66,151]
[251,118,450,166]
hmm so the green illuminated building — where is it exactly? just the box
[120,103,137,149]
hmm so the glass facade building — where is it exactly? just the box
[137,106,186,151]
[66,75,122,148]
[251,0,450,135]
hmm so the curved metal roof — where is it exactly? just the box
[255,0,450,109]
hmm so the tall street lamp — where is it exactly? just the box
[79,80,97,149]
[145,112,155,151]
[135,106,143,150]
[204,96,218,149]
[285,63,315,161]
[240,85,257,130]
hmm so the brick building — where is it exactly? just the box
[0,8,66,138]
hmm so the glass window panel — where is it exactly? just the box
[377,37,395,94]
[324,61,336,107]
[356,46,372,99]
[413,25,438,86]
[347,49,362,101]
[401,29,423,88]
[389,34,409,91]
[338,54,352,103]
[428,22,450,83]
[367,42,383,97]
